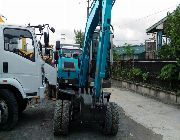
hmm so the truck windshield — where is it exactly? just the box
[61,48,82,57]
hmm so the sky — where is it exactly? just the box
[0,0,179,46]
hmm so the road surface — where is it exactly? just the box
[1,86,179,140]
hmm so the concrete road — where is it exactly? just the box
[108,87,180,140]
[1,86,179,140]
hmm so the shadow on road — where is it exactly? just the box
[0,100,162,140]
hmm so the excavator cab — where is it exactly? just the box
[90,29,113,87]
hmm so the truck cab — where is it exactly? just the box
[0,24,45,130]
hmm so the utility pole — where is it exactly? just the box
[87,0,90,18]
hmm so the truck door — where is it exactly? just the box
[2,28,41,95]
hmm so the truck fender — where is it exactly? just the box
[0,78,26,98]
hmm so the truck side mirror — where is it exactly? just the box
[56,41,60,50]
[54,51,59,61]
[38,24,43,33]
[45,49,51,56]
[38,41,42,54]
[44,32,49,48]
[50,27,55,33]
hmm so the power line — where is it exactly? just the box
[118,4,178,28]
[115,39,140,41]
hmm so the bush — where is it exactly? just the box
[157,44,175,59]
[128,68,142,80]
[142,72,149,81]
[121,69,128,79]
[131,68,142,77]
[159,64,178,81]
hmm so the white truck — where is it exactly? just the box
[29,24,57,100]
[42,47,57,99]
[0,24,45,130]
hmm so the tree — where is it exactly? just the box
[74,29,84,48]
[164,5,180,59]
[113,50,120,61]
[164,5,180,80]
[124,43,134,60]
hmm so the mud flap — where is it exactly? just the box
[39,86,45,104]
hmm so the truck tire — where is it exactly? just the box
[53,100,70,135]
[0,89,18,130]
[102,102,119,135]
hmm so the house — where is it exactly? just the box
[146,16,170,59]
[114,45,145,60]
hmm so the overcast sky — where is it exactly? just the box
[0,0,179,46]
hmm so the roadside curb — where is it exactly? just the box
[112,79,180,105]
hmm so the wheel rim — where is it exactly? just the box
[0,99,9,124]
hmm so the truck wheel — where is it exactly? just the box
[102,102,119,135]
[53,100,70,135]
[0,89,18,130]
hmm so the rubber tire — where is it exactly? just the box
[53,100,70,135]
[46,83,52,99]
[0,89,18,130]
[103,102,119,136]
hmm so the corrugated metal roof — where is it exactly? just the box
[146,16,167,33]
[114,45,145,55]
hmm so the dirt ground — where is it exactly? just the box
[0,95,162,140]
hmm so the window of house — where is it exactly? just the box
[4,28,35,62]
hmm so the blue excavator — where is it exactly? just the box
[54,0,118,135]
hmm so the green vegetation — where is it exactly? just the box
[113,50,121,61]
[124,43,134,60]
[158,44,175,59]
[131,68,142,77]
[158,5,180,61]
[159,64,178,81]
[142,72,149,81]
[74,29,84,48]
[164,5,180,60]
[163,5,180,81]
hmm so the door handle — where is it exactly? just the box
[3,62,8,73]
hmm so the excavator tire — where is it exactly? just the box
[53,100,70,135]
[0,89,18,130]
[102,102,119,135]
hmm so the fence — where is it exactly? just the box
[112,60,179,92]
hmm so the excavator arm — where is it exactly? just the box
[53,1,119,136]
[80,0,115,99]
[80,0,100,87]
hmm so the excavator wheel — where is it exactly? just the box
[102,102,119,136]
[53,100,70,135]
